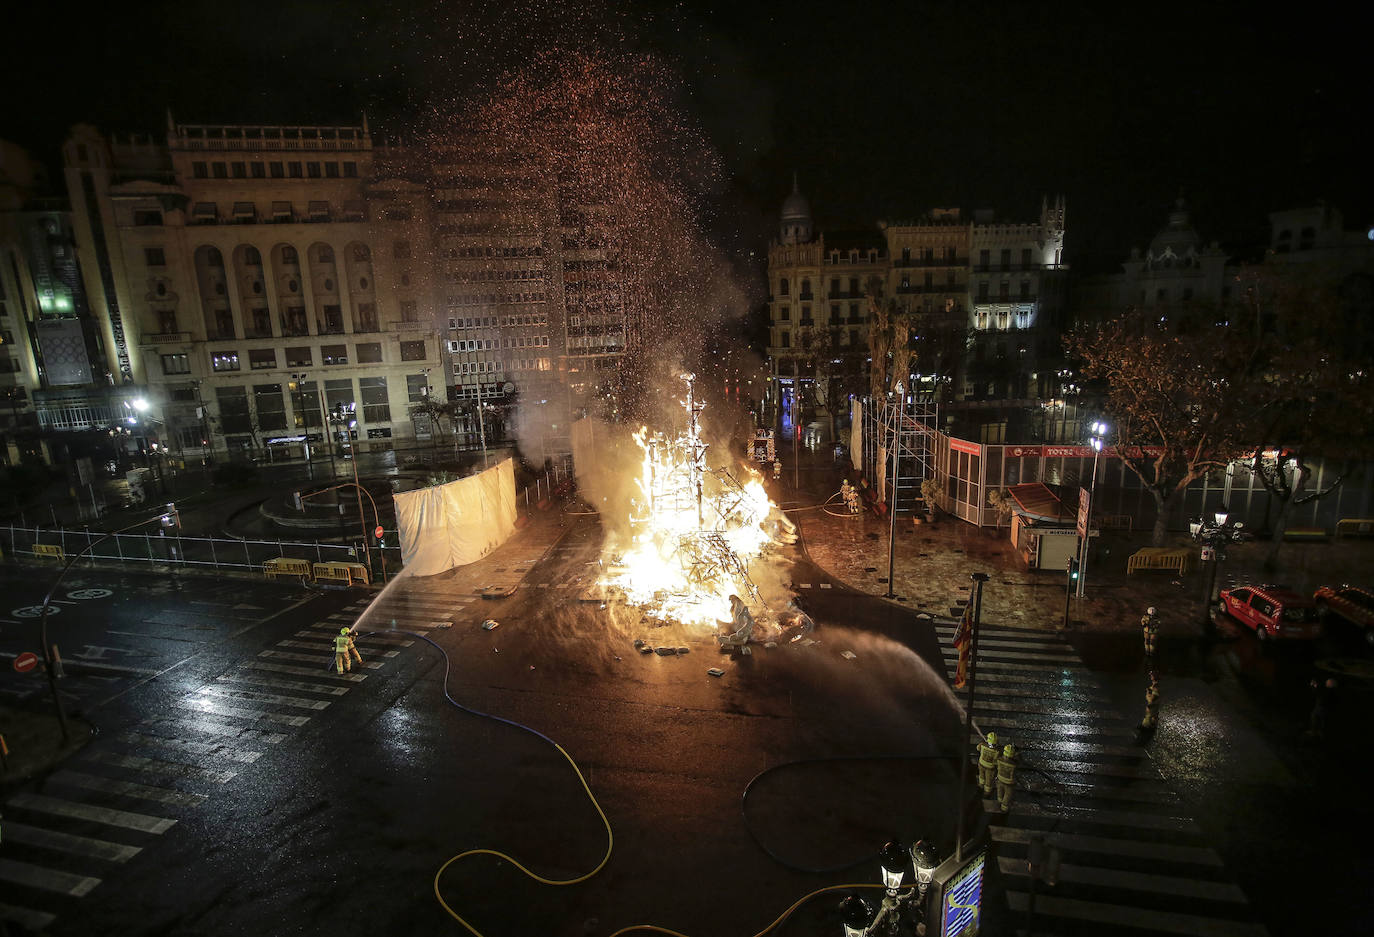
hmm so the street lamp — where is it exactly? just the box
[1191,508,1243,628]
[290,373,313,475]
[839,839,942,935]
[1077,420,1109,598]
[330,402,373,574]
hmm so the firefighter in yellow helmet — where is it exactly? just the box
[1140,671,1160,732]
[335,627,361,674]
[976,731,999,795]
[996,743,1019,811]
[1141,607,1159,659]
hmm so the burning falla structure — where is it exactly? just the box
[597,374,798,635]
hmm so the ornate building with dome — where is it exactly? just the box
[763,179,1069,444]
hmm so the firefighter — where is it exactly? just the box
[1141,607,1159,659]
[841,480,860,515]
[976,731,999,795]
[335,627,361,674]
[1140,671,1160,732]
[773,459,782,481]
[996,743,1018,811]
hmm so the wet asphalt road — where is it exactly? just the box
[4,514,1372,936]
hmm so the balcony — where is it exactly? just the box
[139,331,192,346]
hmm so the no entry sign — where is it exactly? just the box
[13,651,39,673]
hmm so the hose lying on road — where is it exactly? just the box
[373,627,899,937]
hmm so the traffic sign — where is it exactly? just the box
[374,526,384,540]
[13,651,39,673]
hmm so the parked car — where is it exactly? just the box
[1313,584,1374,645]
[1217,584,1322,640]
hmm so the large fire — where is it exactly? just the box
[599,375,786,629]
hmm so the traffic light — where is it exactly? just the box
[1068,556,1080,581]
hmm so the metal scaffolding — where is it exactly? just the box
[861,394,939,516]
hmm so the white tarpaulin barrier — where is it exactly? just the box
[393,458,517,577]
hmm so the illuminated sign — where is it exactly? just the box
[939,848,985,937]
[949,438,981,456]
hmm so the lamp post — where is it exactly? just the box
[839,838,942,935]
[290,372,313,476]
[1191,508,1243,629]
[885,382,904,599]
[474,380,489,470]
[1077,420,1109,598]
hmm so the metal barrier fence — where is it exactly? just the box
[4,454,578,579]
[6,525,378,576]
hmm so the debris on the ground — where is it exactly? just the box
[481,619,500,631]
[707,668,725,677]
[840,650,857,660]
[614,656,622,661]
[795,638,819,647]
[654,646,677,656]
[676,646,690,655]
[634,639,654,655]
[764,641,777,649]
[915,612,932,621]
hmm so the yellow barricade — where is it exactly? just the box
[264,557,312,581]
[1127,547,1192,575]
[339,562,370,586]
[1335,518,1374,539]
[33,543,66,562]
[312,562,355,586]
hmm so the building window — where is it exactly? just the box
[356,342,383,363]
[999,282,1010,301]
[216,385,252,434]
[1019,281,1030,299]
[231,161,247,178]
[269,161,285,178]
[320,306,344,334]
[360,376,390,423]
[779,277,789,296]
[161,353,190,375]
[400,340,426,361]
[192,162,208,179]
[286,347,312,367]
[249,349,277,370]
[325,162,340,178]
[780,331,790,349]
[978,282,989,302]
[979,249,990,268]
[212,351,240,372]
[212,162,228,179]
[1021,247,1032,267]
[407,373,430,404]
[134,210,163,226]
[779,306,790,321]
[322,344,348,365]
[251,162,266,179]
[288,162,303,178]
[144,247,166,267]
[253,383,287,431]
[355,302,378,332]
[343,161,358,177]
[306,162,322,178]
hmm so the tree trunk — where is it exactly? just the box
[1150,487,1170,546]
[1264,495,1298,571]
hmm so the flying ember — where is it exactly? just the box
[599,374,792,629]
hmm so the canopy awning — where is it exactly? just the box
[1007,482,1078,525]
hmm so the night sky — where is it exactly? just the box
[5,1,1367,274]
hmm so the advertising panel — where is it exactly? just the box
[932,847,986,937]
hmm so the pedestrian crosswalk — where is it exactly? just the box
[931,618,1270,937]
[0,594,412,932]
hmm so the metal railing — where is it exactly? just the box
[7,525,380,576]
